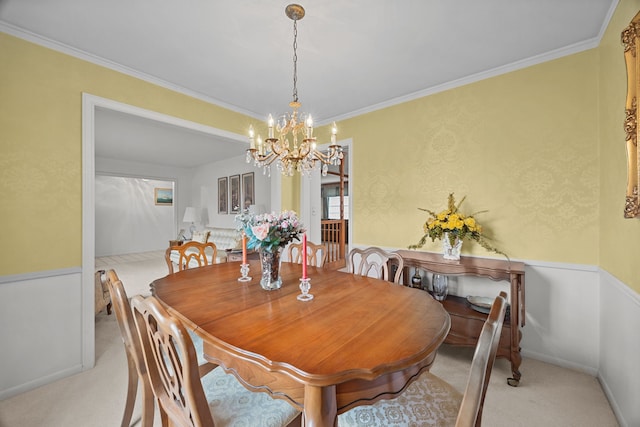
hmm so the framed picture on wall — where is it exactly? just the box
[218,177,228,214]
[230,174,240,214]
[154,187,173,206]
[242,172,255,210]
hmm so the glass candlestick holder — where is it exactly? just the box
[238,263,251,282]
[297,277,313,301]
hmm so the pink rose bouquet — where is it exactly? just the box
[243,210,305,253]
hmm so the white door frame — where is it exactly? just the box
[81,93,249,368]
[300,138,353,250]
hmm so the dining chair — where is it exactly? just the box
[104,270,154,427]
[94,269,112,315]
[105,270,216,427]
[338,291,508,427]
[346,247,404,283]
[130,294,301,427]
[287,240,328,267]
[165,241,218,274]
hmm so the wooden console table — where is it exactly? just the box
[396,250,525,386]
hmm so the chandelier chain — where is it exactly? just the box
[292,19,298,103]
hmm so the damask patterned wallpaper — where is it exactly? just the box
[598,0,640,293]
[340,50,600,265]
[0,32,251,275]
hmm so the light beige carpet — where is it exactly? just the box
[95,250,168,297]
[0,253,620,426]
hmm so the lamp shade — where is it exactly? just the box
[182,207,198,223]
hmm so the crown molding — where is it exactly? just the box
[323,37,601,125]
[0,21,264,120]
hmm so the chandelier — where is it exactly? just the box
[246,4,343,177]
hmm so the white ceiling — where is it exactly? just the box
[94,107,246,168]
[0,0,618,167]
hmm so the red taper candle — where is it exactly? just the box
[302,233,307,279]
[242,234,247,264]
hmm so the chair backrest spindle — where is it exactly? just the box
[455,291,508,427]
[347,247,404,283]
[165,241,218,274]
[288,240,328,267]
[131,295,215,427]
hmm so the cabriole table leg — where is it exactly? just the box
[303,384,337,427]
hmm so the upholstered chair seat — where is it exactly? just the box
[338,371,462,426]
[200,367,301,426]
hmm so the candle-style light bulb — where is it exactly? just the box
[267,114,274,138]
[257,135,264,155]
[249,125,256,149]
[331,122,337,144]
[306,115,313,138]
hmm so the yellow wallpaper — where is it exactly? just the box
[280,175,300,213]
[340,51,600,264]
[5,0,640,292]
[0,33,251,275]
[599,0,640,293]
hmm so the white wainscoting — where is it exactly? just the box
[0,268,85,400]
[415,258,601,374]
[368,245,639,426]
[519,261,601,374]
[2,255,639,425]
[599,269,640,427]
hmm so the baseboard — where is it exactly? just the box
[521,348,598,376]
[598,375,628,427]
[0,364,83,401]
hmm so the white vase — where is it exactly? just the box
[442,232,463,260]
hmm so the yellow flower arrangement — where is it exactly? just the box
[409,193,507,258]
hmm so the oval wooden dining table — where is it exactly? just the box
[151,259,451,427]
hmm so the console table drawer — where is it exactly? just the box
[446,312,512,349]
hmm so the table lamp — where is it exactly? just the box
[182,207,199,239]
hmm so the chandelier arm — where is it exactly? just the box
[254,151,279,166]
[269,139,289,158]
[298,140,312,158]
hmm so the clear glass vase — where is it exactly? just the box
[432,273,449,301]
[258,246,283,290]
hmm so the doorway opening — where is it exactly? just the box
[95,174,176,257]
[320,146,349,268]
